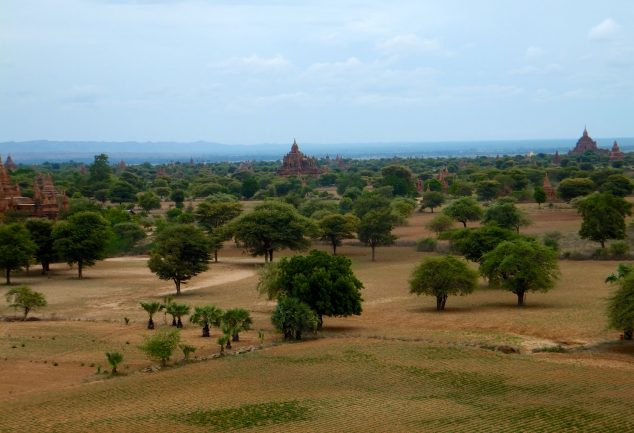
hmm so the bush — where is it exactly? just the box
[139,329,181,366]
[271,297,317,340]
[416,237,437,252]
[610,241,630,259]
[542,231,562,252]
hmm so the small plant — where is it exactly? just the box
[258,329,265,345]
[105,351,123,374]
[139,329,181,366]
[5,286,47,320]
[609,241,630,259]
[140,301,164,330]
[123,317,130,325]
[217,335,228,354]
[179,344,196,362]
[416,237,437,252]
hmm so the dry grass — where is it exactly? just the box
[0,204,633,432]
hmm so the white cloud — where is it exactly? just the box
[377,34,441,55]
[588,18,620,40]
[210,55,291,73]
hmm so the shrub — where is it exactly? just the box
[139,329,181,366]
[610,241,630,259]
[271,297,318,340]
[105,352,123,374]
[416,237,437,252]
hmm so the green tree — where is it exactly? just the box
[450,226,518,263]
[482,200,530,233]
[318,213,359,255]
[240,176,259,199]
[442,197,483,227]
[88,154,112,194]
[480,240,559,306]
[170,189,186,208]
[25,219,56,274]
[476,180,500,201]
[380,165,415,196]
[5,286,47,320]
[137,191,161,212]
[195,199,242,262]
[352,191,391,219]
[168,303,191,328]
[409,255,478,311]
[0,223,36,284]
[222,308,253,342]
[148,224,210,295]
[574,192,632,248]
[426,214,454,237]
[139,329,180,366]
[53,211,109,278]
[557,177,594,202]
[358,209,397,261]
[105,352,123,374]
[420,191,444,213]
[271,297,318,340]
[600,174,633,197]
[140,301,163,330]
[259,250,363,328]
[390,197,417,224]
[607,274,634,340]
[190,305,223,337]
[533,186,546,208]
[228,201,316,262]
[110,222,146,253]
[109,180,137,203]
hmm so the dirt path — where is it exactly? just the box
[157,267,256,296]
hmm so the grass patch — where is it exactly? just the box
[173,400,312,430]
[532,345,567,353]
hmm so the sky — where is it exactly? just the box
[1,0,633,144]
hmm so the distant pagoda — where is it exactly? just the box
[542,175,556,202]
[277,139,321,176]
[569,127,608,156]
[609,141,624,161]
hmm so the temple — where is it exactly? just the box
[542,175,556,202]
[277,139,321,176]
[568,127,608,156]
[609,141,624,161]
[0,156,68,219]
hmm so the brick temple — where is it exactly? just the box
[277,139,322,176]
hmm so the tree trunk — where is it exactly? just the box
[202,323,210,337]
[441,295,447,310]
[78,261,83,279]
[431,207,434,213]
[171,317,177,326]
[176,317,183,328]
[226,339,232,349]
[269,250,274,262]
[601,240,606,249]
[23,307,30,321]
[317,314,323,330]
[371,245,376,262]
[214,249,218,263]
[517,291,525,306]
[5,268,10,285]
[332,243,337,255]
[462,221,467,228]
[435,295,448,311]
[295,330,302,340]
[175,279,181,295]
[232,333,239,342]
[148,317,154,330]
[624,328,633,340]
[112,366,117,374]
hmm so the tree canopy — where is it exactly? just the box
[574,192,632,248]
[607,274,634,340]
[442,197,482,227]
[318,213,359,255]
[482,200,530,233]
[5,286,47,320]
[0,223,36,284]
[357,209,397,261]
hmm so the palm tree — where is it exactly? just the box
[162,295,174,325]
[105,352,123,374]
[217,335,228,355]
[190,305,223,337]
[222,308,253,342]
[140,301,163,330]
[221,323,235,349]
[165,303,178,326]
[172,303,191,328]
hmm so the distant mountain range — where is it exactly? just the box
[1,138,633,164]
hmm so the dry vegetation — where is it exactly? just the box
[1,204,633,432]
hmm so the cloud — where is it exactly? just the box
[377,34,441,55]
[210,55,291,73]
[588,18,620,40]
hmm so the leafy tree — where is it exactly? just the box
[105,352,123,374]
[190,305,223,337]
[442,197,483,227]
[533,186,546,208]
[25,219,56,274]
[390,196,417,224]
[426,214,454,237]
[0,223,36,284]
[195,199,243,262]
[139,329,181,366]
[352,191,391,218]
[260,250,363,328]
[557,177,594,202]
[137,191,161,212]
[87,153,112,194]
[228,201,316,262]
[409,255,478,311]
[148,224,210,295]
[179,344,196,362]
[240,176,259,199]
[170,189,186,208]
[420,191,444,213]
[476,180,500,201]
[140,301,163,330]
[480,240,559,306]
[271,297,318,340]
[606,274,634,340]
[605,263,633,284]
[482,200,530,233]
[110,222,146,253]
[168,303,190,328]
[380,165,415,196]
[574,192,632,248]
[336,173,365,195]
[357,209,397,261]
[53,211,110,278]
[5,286,47,320]
[318,213,359,255]
[600,174,633,197]
[109,180,137,203]
[451,226,520,263]
[222,308,253,342]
